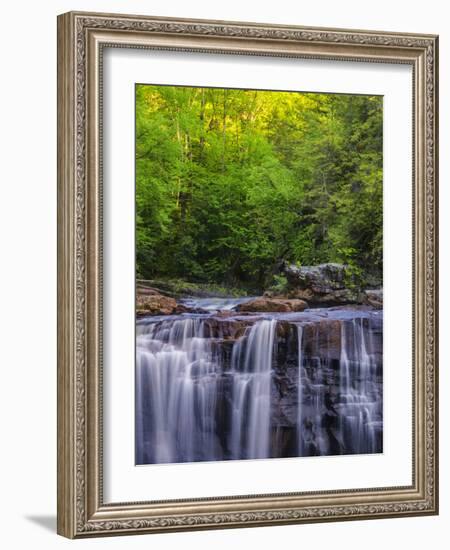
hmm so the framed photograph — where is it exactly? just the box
[57,11,439,538]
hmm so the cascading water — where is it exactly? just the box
[179,296,255,312]
[136,304,383,465]
[337,318,381,454]
[136,317,221,464]
[297,326,304,455]
[230,319,277,459]
[295,316,382,458]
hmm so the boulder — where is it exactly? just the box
[136,293,177,316]
[282,263,362,306]
[283,299,310,312]
[283,263,348,291]
[236,297,308,313]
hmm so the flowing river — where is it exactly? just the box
[136,298,383,465]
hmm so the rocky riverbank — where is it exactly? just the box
[278,262,382,308]
[136,263,382,316]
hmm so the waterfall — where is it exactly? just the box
[337,318,381,454]
[297,325,304,455]
[136,307,383,465]
[230,319,277,459]
[136,317,221,464]
[293,316,382,458]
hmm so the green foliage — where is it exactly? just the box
[136,85,383,292]
[267,275,289,295]
[140,278,246,298]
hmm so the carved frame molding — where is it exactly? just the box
[57,11,438,538]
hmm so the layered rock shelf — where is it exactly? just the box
[136,303,383,464]
[281,262,383,308]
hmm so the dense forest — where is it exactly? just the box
[136,84,382,293]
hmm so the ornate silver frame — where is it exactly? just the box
[57,11,439,538]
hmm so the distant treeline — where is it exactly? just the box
[136,85,382,292]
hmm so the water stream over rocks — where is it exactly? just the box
[136,299,383,465]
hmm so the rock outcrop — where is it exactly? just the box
[136,293,177,316]
[284,262,349,289]
[236,297,308,313]
[363,289,383,309]
[282,262,382,307]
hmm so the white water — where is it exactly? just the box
[338,318,380,454]
[179,296,254,312]
[136,308,382,464]
[136,318,221,464]
[297,325,304,455]
[230,319,277,459]
[294,317,382,458]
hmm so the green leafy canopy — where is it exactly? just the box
[136,85,383,292]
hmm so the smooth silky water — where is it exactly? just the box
[136,299,383,465]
